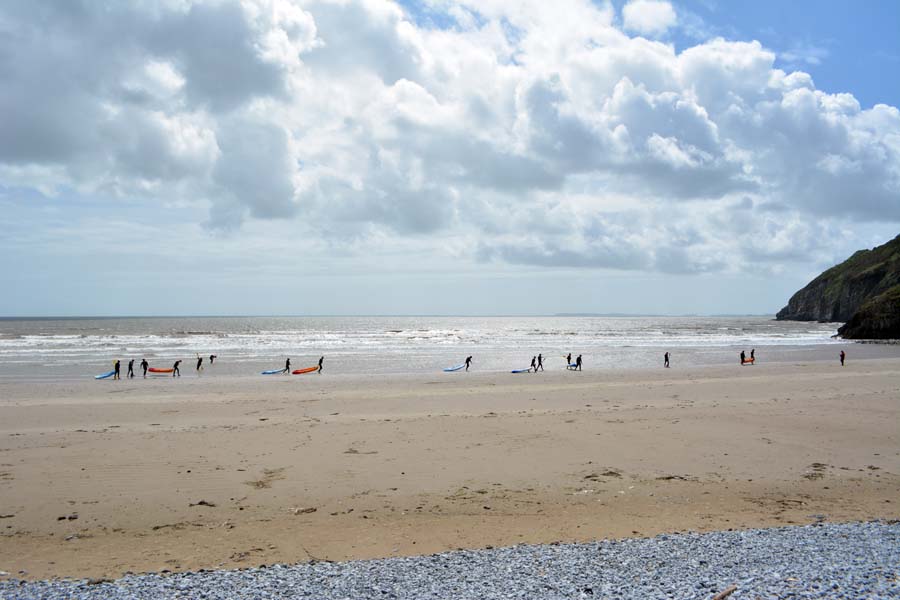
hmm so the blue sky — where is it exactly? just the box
[1,0,898,316]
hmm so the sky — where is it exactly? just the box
[1,0,899,316]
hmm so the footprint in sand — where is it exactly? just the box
[244,467,286,489]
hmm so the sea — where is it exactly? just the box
[0,315,883,382]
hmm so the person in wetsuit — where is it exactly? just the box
[566,353,572,367]
[664,352,670,368]
[173,360,181,377]
[740,350,746,364]
[140,358,149,378]
[575,355,582,371]
[530,356,536,373]
[196,354,203,373]
[465,356,472,371]
[840,350,846,366]
[284,358,291,374]
[209,354,217,365]
[537,354,544,371]
[114,359,121,380]
[127,359,135,379]
[318,356,324,373]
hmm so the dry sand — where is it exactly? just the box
[1,359,898,580]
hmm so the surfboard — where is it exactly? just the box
[443,364,465,372]
[567,363,578,369]
[511,368,531,373]
[292,367,318,375]
[148,367,174,373]
[261,369,283,375]
[94,370,115,379]
[741,358,755,365]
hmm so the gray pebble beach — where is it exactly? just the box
[2,521,898,599]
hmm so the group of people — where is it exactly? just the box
[740,349,756,365]
[111,354,218,379]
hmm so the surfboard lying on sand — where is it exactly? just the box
[292,367,318,375]
[94,371,115,379]
[261,369,284,375]
[148,367,174,373]
[511,368,531,373]
[443,364,465,372]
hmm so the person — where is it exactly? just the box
[840,350,846,366]
[566,352,572,366]
[284,357,291,374]
[113,359,121,380]
[740,350,746,364]
[127,358,135,379]
[664,351,670,368]
[209,354,217,365]
[140,358,149,378]
[530,356,536,373]
[465,356,472,371]
[575,354,582,371]
[173,359,181,377]
[537,353,544,372]
[196,354,203,373]
[318,356,324,373]
[750,348,755,361]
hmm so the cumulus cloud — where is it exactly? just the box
[622,0,677,37]
[0,0,898,277]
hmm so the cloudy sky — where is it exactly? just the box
[1,0,898,316]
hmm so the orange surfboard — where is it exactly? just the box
[148,367,174,373]
[292,366,318,375]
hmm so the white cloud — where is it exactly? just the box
[622,0,677,37]
[0,0,898,282]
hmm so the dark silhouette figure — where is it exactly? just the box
[465,356,472,371]
[537,354,544,371]
[664,352,670,368]
[530,356,536,373]
[318,356,324,373]
[140,358,149,378]
[740,350,746,364]
[284,358,291,374]
[173,360,181,377]
[750,348,755,361]
[566,353,572,366]
[840,350,846,366]
[575,355,582,371]
[196,355,203,373]
[209,354,217,365]
[114,359,121,380]
[127,359,135,378]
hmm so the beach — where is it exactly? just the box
[1,357,898,581]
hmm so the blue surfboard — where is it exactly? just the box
[443,364,465,372]
[511,368,531,373]
[94,370,116,380]
[261,369,283,375]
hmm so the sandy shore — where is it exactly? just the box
[1,359,898,580]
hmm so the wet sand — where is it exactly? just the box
[1,359,898,580]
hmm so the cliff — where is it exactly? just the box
[775,234,900,323]
[837,285,900,339]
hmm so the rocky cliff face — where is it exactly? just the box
[776,234,900,324]
[837,286,900,339]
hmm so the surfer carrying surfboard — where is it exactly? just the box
[465,356,472,371]
[141,358,148,378]
[113,359,121,380]
[173,360,181,377]
[283,358,291,374]
[575,355,582,371]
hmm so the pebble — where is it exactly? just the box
[1,521,898,599]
